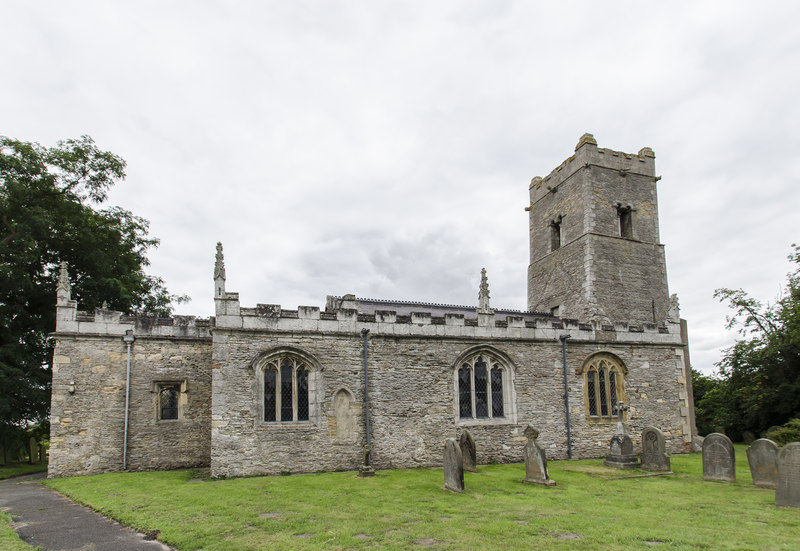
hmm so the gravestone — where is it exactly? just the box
[775,442,800,508]
[640,426,670,472]
[702,433,735,482]
[522,426,555,486]
[604,402,639,469]
[443,438,464,493]
[29,437,38,465]
[746,439,779,489]
[38,444,47,464]
[742,431,756,444]
[459,430,477,473]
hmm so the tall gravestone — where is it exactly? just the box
[775,442,800,508]
[702,433,735,482]
[746,439,779,489]
[604,402,639,469]
[522,426,555,486]
[443,437,464,493]
[28,437,38,465]
[640,426,670,472]
[459,430,477,473]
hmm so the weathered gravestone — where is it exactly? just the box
[775,442,800,508]
[604,402,639,469]
[29,437,38,465]
[443,437,464,493]
[38,444,47,464]
[746,439,779,489]
[459,430,477,473]
[522,426,555,486]
[640,426,670,472]
[702,433,735,482]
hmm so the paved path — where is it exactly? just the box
[0,472,172,551]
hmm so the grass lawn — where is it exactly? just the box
[0,462,47,481]
[43,445,798,550]
[0,512,36,551]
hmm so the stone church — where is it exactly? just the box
[48,134,696,478]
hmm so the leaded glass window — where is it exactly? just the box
[264,370,277,422]
[297,367,309,421]
[584,355,625,420]
[458,354,505,420]
[609,371,618,416]
[281,360,293,422]
[599,366,608,416]
[491,367,503,417]
[474,358,488,418]
[458,367,472,418]
[262,355,311,423]
[587,371,597,416]
[159,384,180,420]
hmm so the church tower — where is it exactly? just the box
[527,134,670,324]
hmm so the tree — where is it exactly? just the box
[0,135,186,457]
[712,245,800,439]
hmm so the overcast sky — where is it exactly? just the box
[3,2,799,374]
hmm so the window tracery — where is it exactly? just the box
[583,354,625,420]
[262,355,310,423]
[458,353,506,421]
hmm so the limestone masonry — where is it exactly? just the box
[49,134,696,478]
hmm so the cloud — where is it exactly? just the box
[3,1,800,374]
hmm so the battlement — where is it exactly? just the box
[529,133,656,205]
[213,291,680,344]
[54,303,214,339]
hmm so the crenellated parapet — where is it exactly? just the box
[53,269,212,340]
[54,304,214,339]
[528,133,656,205]
[213,289,681,344]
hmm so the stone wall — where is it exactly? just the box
[49,312,212,477]
[209,297,691,477]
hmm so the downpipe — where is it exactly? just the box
[361,328,372,467]
[122,330,135,470]
[560,333,572,459]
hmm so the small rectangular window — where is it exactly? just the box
[158,383,181,420]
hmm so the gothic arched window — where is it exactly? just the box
[458,353,506,420]
[262,355,311,423]
[583,354,626,420]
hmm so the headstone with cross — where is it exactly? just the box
[604,401,639,469]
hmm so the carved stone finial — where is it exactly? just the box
[478,268,492,314]
[57,262,70,292]
[575,133,597,151]
[214,242,226,281]
[524,425,539,441]
[57,261,71,301]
